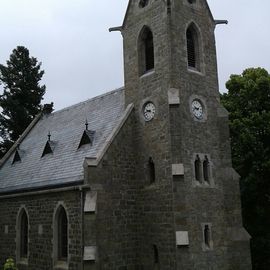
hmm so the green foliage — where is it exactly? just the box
[3,258,17,270]
[0,46,46,158]
[221,67,270,270]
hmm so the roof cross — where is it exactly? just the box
[48,131,51,142]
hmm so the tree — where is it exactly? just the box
[221,67,270,270]
[0,46,46,158]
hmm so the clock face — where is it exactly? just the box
[143,102,156,121]
[191,100,203,119]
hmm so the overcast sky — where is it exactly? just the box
[1,0,270,111]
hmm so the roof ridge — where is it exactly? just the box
[51,87,124,115]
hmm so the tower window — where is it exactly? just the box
[186,24,200,71]
[139,0,149,8]
[148,157,156,184]
[204,225,210,247]
[194,155,201,182]
[153,244,159,264]
[138,27,155,75]
[203,156,210,183]
[201,223,213,251]
[193,154,213,186]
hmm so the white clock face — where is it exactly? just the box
[143,102,156,121]
[191,100,203,119]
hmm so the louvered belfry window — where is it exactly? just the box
[187,28,196,68]
[145,30,154,72]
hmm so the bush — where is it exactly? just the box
[3,258,17,270]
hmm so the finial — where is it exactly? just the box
[85,119,89,130]
[48,131,51,142]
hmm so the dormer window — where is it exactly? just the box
[78,130,95,149]
[41,132,54,157]
[12,149,21,164]
[42,141,53,157]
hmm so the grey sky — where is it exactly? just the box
[0,0,270,111]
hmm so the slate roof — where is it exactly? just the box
[0,88,125,194]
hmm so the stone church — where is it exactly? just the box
[0,0,251,269]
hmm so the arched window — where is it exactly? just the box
[20,210,28,258]
[153,244,159,264]
[194,155,201,182]
[138,27,155,75]
[54,205,68,264]
[204,225,210,247]
[203,156,210,183]
[16,208,29,262]
[139,0,149,8]
[58,207,68,260]
[148,157,156,184]
[186,24,200,71]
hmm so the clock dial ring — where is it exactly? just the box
[191,99,204,119]
[143,102,156,121]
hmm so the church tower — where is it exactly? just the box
[120,0,251,269]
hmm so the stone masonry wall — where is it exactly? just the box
[0,190,82,270]
[86,112,139,270]
[123,1,177,269]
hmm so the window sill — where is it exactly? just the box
[193,180,215,188]
[140,69,155,79]
[187,67,204,76]
[17,258,28,265]
[54,260,68,270]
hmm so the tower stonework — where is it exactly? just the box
[122,0,251,269]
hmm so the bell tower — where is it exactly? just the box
[117,0,252,269]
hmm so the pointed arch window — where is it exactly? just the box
[16,208,29,262]
[139,0,149,8]
[58,207,68,260]
[186,24,201,71]
[138,27,155,75]
[153,244,159,264]
[194,155,201,182]
[148,157,156,184]
[203,155,210,183]
[20,210,28,258]
[204,225,210,247]
[201,223,213,250]
[53,205,68,265]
